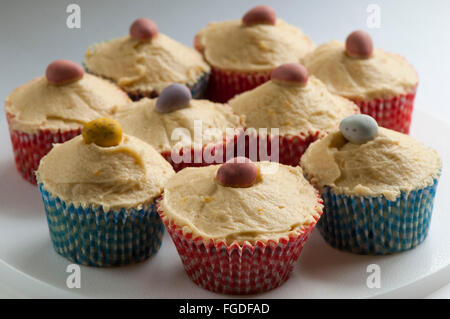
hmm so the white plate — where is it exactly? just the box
[0,109,449,299]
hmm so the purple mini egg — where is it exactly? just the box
[155,84,192,113]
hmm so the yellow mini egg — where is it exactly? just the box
[82,118,123,147]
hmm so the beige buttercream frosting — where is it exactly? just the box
[160,162,322,244]
[196,19,315,72]
[84,34,210,93]
[229,76,359,136]
[303,40,418,100]
[116,98,243,153]
[5,74,131,134]
[36,134,175,209]
[301,128,441,200]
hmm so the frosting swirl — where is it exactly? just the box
[160,162,322,244]
[36,134,175,209]
[301,127,441,200]
[304,40,418,100]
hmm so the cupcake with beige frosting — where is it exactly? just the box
[116,83,243,171]
[301,114,441,254]
[304,30,418,134]
[36,118,175,266]
[194,5,315,102]
[5,60,131,184]
[229,63,359,166]
[84,18,210,101]
[158,157,323,294]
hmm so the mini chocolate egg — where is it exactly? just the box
[339,114,378,144]
[242,5,276,26]
[345,30,373,59]
[271,63,309,86]
[82,118,123,147]
[129,18,158,40]
[45,60,84,85]
[155,83,192,113]
[216,157,259,188]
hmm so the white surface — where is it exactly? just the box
[0,109,449,299]
[426,283,450,299]
[1,0,450,298]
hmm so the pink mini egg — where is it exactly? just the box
[345,30,374,58]
[45,60,84,85]
[216,157,259,188]
[242,5,276,26]
[130,18,158,40]
[271,63,309,86]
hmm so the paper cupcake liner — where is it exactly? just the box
[194,34,271,103]
[189,72,210,99]
[6,113,81,184]
[354,91,416,134]
[204,67,271,103]
[160,134,240,172]
[317,177,439,255]
[38,184,164,267]
[157,197,323,295]
[235,131,322,167]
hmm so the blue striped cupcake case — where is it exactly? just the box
[190,72,210,99]
[38,184,164,267]
[317,178,439,255]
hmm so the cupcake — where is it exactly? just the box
[36,118,175,266]
[194,5,315,102]
[158,157,323,294]
[301,115,441,254]
[84,18,210,101]
[303,30,418,134]
[5,60,131,184]
[229,63,359,166]
[116,83,243,172]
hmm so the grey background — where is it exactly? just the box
[1,0,449,125]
